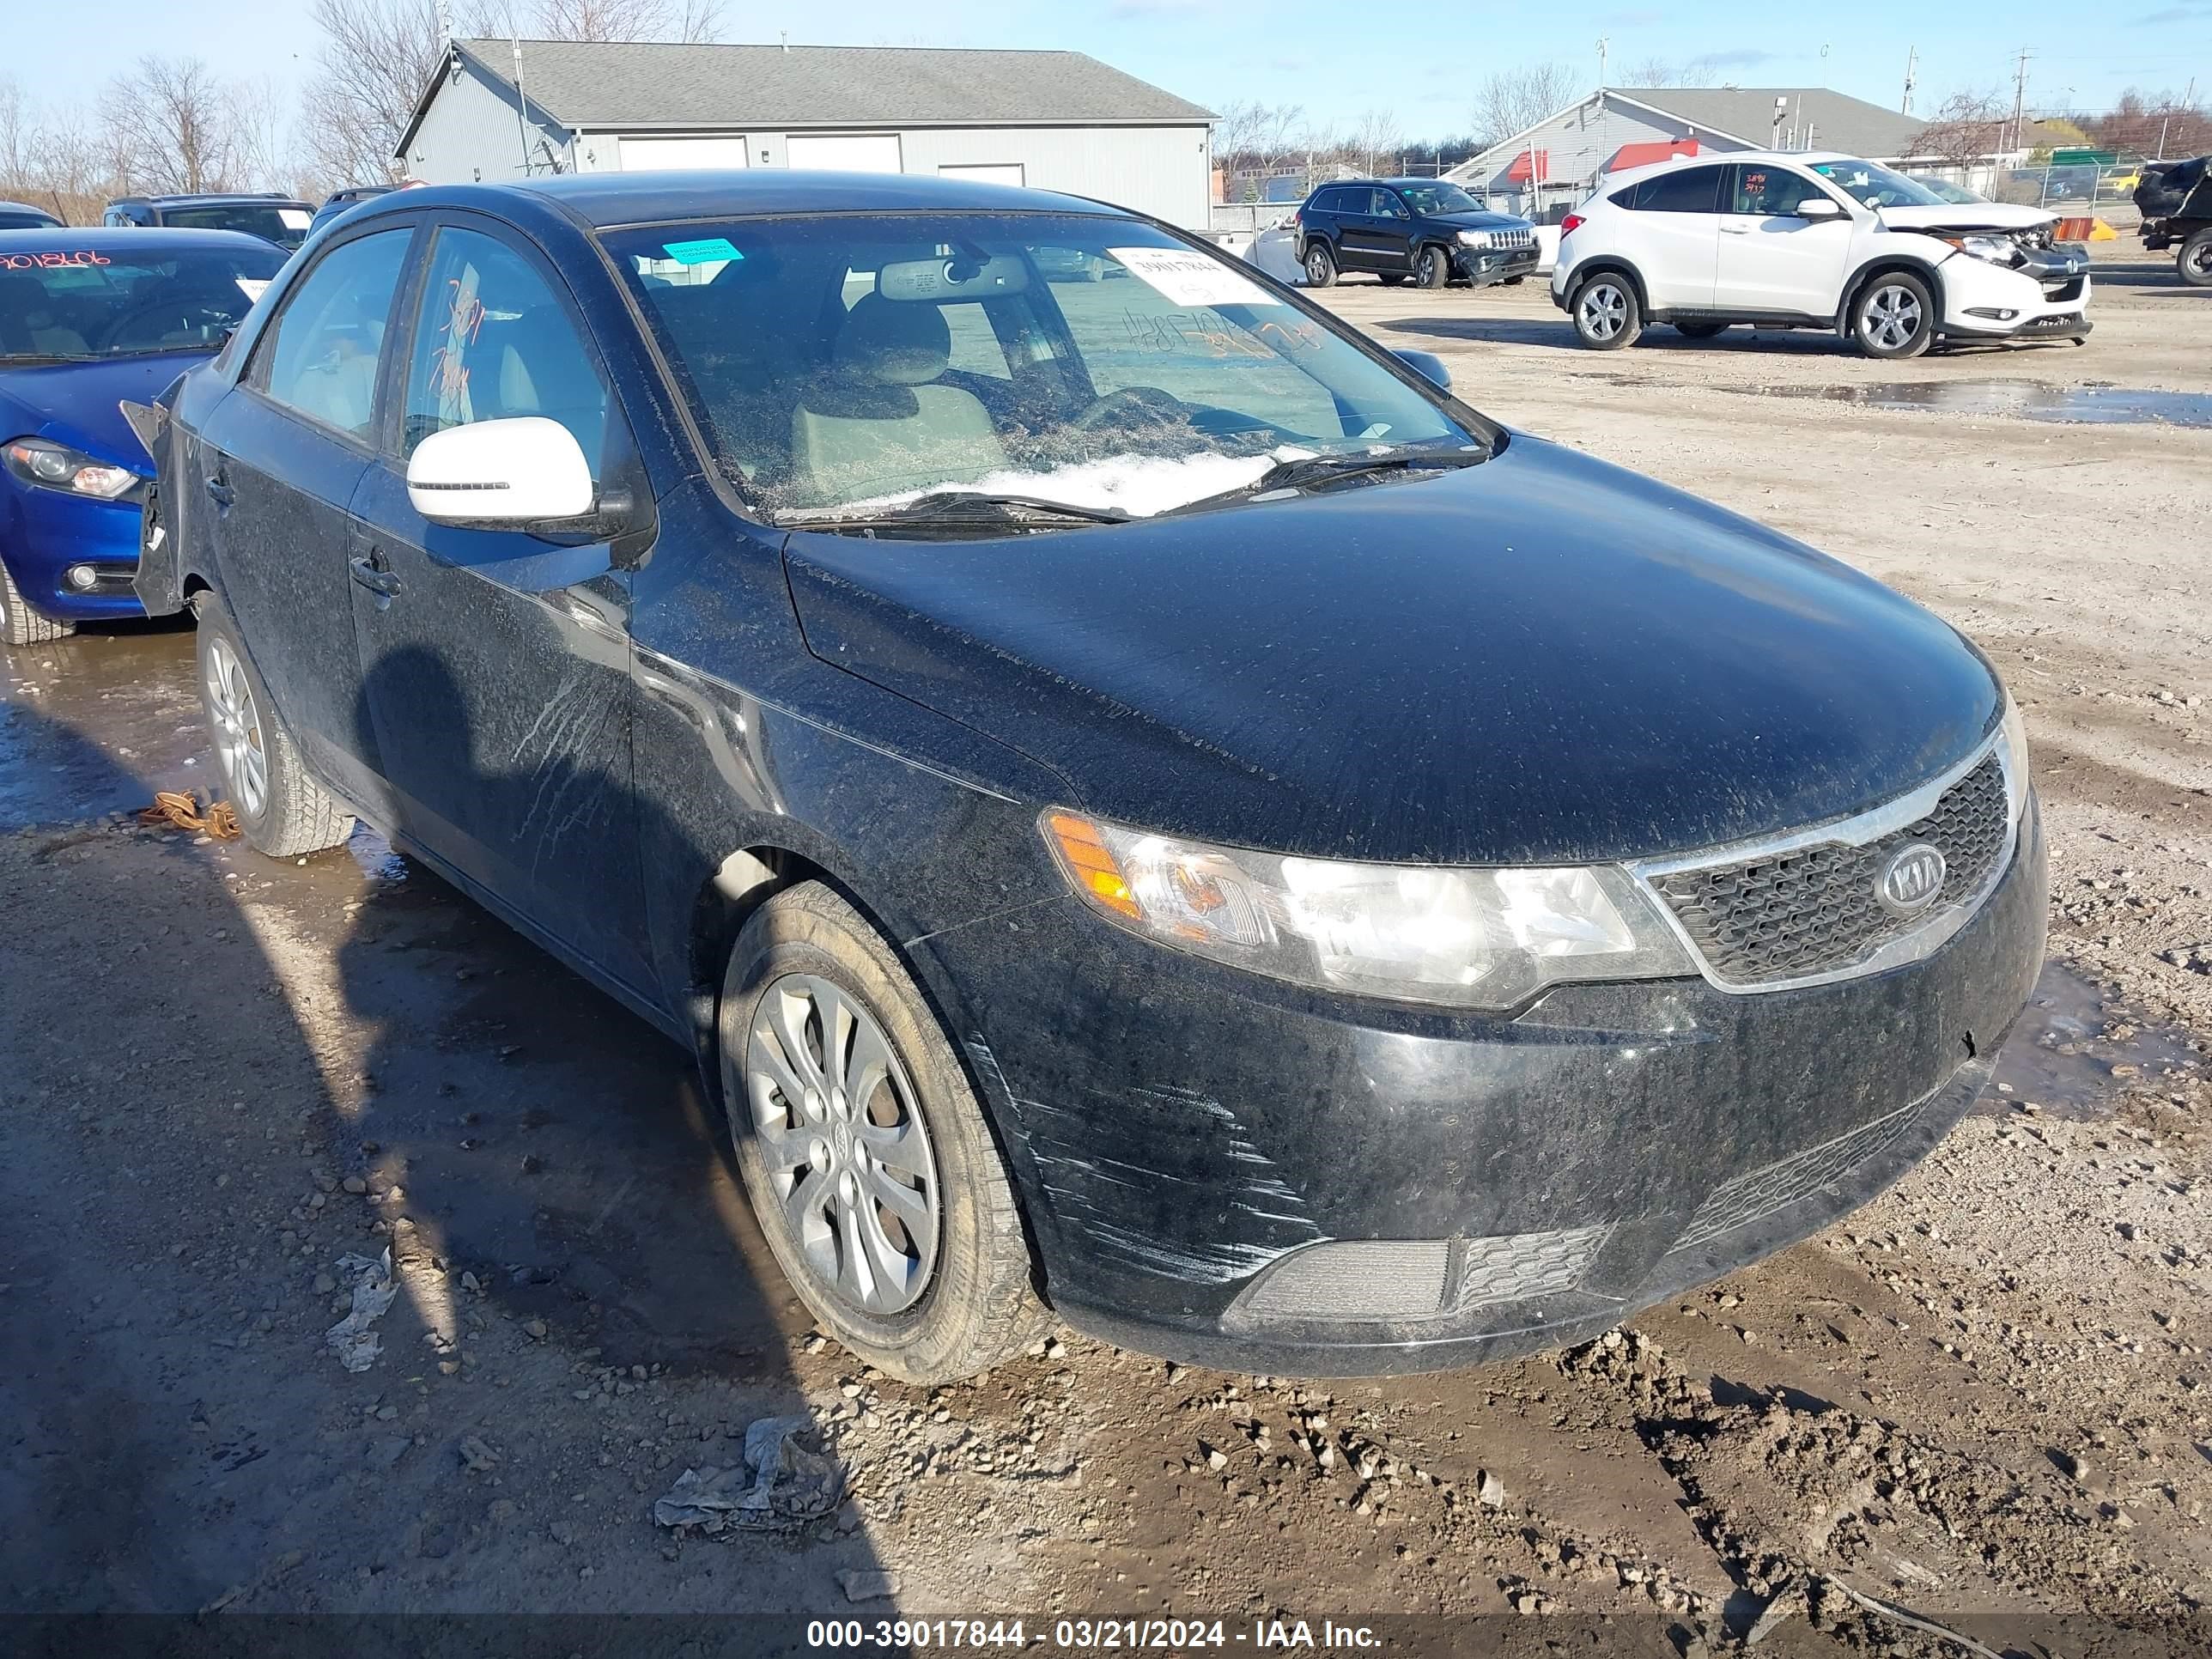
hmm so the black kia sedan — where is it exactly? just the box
[133,171,2044,1382]
[1295,178,1539,289]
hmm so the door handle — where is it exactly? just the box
[1720,223,1751,234]
[204,471,234,506]
[348,555,402,599]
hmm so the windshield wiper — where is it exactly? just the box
[786,490,1133,535]
[1160,443,1487,518]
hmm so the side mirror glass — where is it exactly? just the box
[1796,197,1844,220]
[406,416,595,526]
[1394,349,1451,392]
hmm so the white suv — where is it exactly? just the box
[1549,151,2094,357]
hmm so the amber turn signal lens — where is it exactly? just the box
[1044,811,1141,921]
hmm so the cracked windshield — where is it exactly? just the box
[604,214,1483,528]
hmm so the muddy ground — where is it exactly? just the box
[2,249,2208,1655]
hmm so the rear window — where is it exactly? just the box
[161,204,313,250]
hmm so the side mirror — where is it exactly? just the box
[406,416,595,526]
[1394,349,1451,392]
[1796,197,1845,220]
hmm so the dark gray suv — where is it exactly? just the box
[1295,178,1538,289]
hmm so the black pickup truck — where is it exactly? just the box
[2135,156,2212,286]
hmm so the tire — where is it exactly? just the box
[0,561,74,647]
[1378,273,1407,287]
[719,881,1048,1382]
[1303,241,1337,289]
[1415,246,1450,289]
[192,591,356,858]
[1851,270,1936,358]
[1674,319,1729,339]
[1084,257,1107,283]
[2180,228,2212,288]
[1571,272,1641,349]
[1500,275,1526,286]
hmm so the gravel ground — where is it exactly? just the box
[0,247,2206,1654]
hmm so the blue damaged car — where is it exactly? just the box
[0,228,283,647]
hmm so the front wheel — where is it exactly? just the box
[0,562,73,647]
[1571,274,1641,349]
[192,591,356,857]
[2180,228,2212,287]
[719,881,1048,1382]
[1852,271,1936,358]
[1303,242,1338,288]
[1415,246,1451,289]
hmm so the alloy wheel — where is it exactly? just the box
[1864,283,1923,351]
[745,973,941,1316]
[1578,282,1627,341]
[2188,242,2212,280]
[204,636,269,818]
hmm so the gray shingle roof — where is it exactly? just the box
[1610,88,1930,160]
[460,39,1213,131]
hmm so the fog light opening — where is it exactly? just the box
[64,564,98,592]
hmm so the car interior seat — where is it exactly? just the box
[787,295,1007,506]
[0,274,92,357]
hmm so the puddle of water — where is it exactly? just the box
[1753,380,2212,428]
[0,620,203,829]
[1985,961,2202,1119]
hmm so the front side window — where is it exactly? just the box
[400,226,609,478]
[1372,191,1409,219]
[256,228,411,439]
[1396,183,1483,216]
[1729,166,1836,217]
[1808,159,1948,210]
[0,242,285,362]
[605,213,1482,522]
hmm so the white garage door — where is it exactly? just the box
[938,163,1024,186]
[619,136,750,171]
[786,133,903,173]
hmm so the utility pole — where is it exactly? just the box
[1902,46,1917,116]
[2010,46,2033,154]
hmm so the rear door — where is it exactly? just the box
[1712,163,1855,317]
[195,221,420,816]
[1622,164,1725,310]
[345,215,652,989]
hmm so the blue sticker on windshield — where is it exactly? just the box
[662,237,742,265]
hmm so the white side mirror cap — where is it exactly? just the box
[406,416,593,524]
[1796,197,1844,220]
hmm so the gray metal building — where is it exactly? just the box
[395,39,1215,228]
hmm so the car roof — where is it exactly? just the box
[112,192,309,208]
[0,226,286,253]
[335,170,1136,233]
[1611,149,1857,186]
[0,198,60,217]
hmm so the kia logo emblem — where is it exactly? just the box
[1877,842,1948,915]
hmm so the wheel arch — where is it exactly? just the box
[1561,255,1650,313]
[1838,254,1948,334]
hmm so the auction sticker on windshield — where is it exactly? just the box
[278,208,313,230]
[1109,246,1273,309]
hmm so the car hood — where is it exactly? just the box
[1876,202,2055,234]
[781,436,2001,866]
[1426,210,1533,232]
[0,351,207,475]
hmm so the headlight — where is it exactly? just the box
[3,437,137,500]
[1996,691,2031,825]
[1455,228,1492,249]
[1943,234,2022,267]
[1043,810,1694,1009]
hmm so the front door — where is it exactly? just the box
[1337,189,1404,273]
[1712,164,1856,318]
[347,217,651,992]
[196,223,418,816]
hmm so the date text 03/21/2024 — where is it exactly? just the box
[805,1620,1384,1650]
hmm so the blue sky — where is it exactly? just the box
[12,0,2209,137]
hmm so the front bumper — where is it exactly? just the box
[1454,243,1540,287]
[1939,254,2094,341]
[950,796,2045,1376]
[0,476,149,622]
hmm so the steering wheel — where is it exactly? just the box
[98,300,235,352]
[1070,385,1192,432]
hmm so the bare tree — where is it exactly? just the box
[303,0,447,187]
[1620,57,1674,88]
[1911,90,2011,169]
[100,57,237,195]
[471,0,723,40]
[1472,62,1578,149]
[1346,107,1401,177]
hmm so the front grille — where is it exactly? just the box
[1653,754,2009,987]
[1489,228,1534,250]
